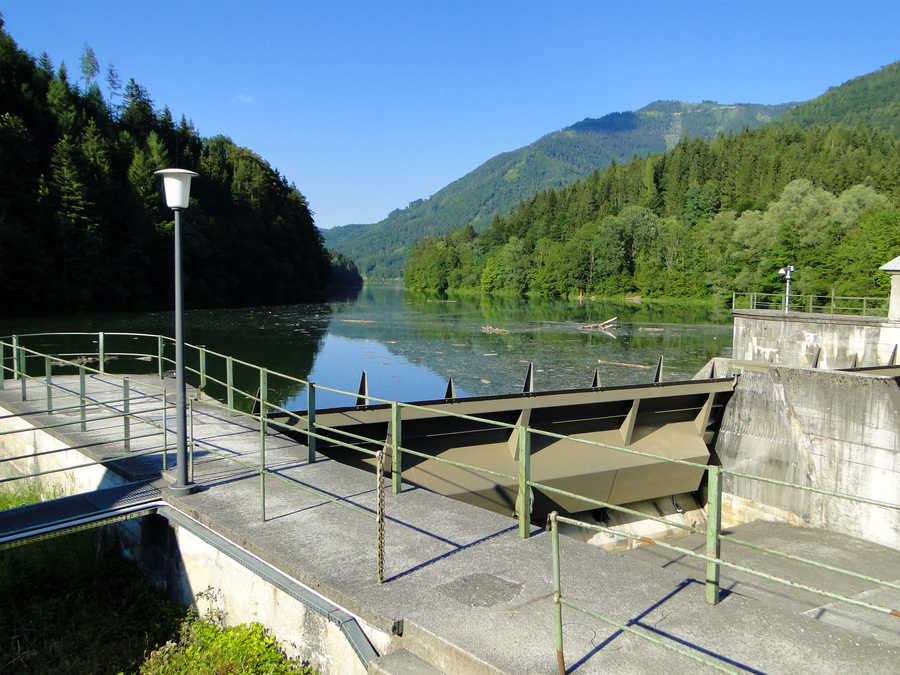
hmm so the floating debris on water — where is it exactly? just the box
[481,379,491,384]
[341,319,375,324]
[578,316,617,331]
[481,325,510,334]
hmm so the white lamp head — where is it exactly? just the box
[155,168,199,209]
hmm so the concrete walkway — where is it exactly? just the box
[2,371,899,673]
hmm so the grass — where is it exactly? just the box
[0,484,316,674]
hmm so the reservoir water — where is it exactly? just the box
[1,288,732,410]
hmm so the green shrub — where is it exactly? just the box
[140,616,314,674]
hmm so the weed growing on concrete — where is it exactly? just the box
[140,617,315,674]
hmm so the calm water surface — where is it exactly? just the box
[2,288,732,410]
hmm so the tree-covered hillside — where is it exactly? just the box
[776,61,900,136]
[325,100,793,280]
[405,125,900,299]
[0,16,338,316]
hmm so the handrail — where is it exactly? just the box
[731,291,888,317]
[3,330,897,673]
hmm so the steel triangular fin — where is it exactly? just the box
[444,377,457,400]
[508,408,532,460]
[620,399,639,446]
[523,362,534,393]
[652,355,663,383]
[356,370,369,406]
[591,367,601,388]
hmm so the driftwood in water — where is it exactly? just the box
[596,358,654,369]
[579,316,617,331]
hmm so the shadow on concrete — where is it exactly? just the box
[381,523,520,583]
[264,464,525,581]
[567,579,762,674]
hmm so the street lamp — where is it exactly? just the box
[778,265,795,314]
[155,168,199,496]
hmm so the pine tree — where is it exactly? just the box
[79,44,99,89]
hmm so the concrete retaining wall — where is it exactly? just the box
[732,310,899,369]
[712,360,900,549]
[112,515,389,674]
[0,402,123,495]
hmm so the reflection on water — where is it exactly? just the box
[321,289,732,405]
[1,288,732,410]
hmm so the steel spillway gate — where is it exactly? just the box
[272,376,737,520]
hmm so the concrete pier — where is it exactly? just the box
[2,371,899,673]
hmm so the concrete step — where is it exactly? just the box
[398,622,506,675]
[367,648,443,675]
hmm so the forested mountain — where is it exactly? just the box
[405,125,900,299]
[325,101,794,280]
[0,17,340,316]
[775,61,900,135]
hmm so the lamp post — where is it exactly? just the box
[155,168,199,495]
[778,265,795,314]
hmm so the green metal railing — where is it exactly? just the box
[732,291,889,317]
[2,331,898,671]
[0,342,171,488]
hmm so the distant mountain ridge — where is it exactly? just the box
[325,100,795,280]
[775,60,900,134]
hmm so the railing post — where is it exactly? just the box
[808,295,813,313]
[551,512,565,675]
[518,424,532,539]
[0,341,5,391]
[706,465,722,605]
[259,368,267,522]
[391,401,402,493]
[19,347,26,401]
[45,356,52,412]
[226,356,234,411]
[831,290,835,315]
[750,292,756,310]
[157,335,164,379]
[98,332,105,374]
[12,335,19,380]
[199,346,207,392]
[123,377,131,452]
[376,449,385,583]
[863,297,867,317]
[79,366,86,431]
[307,382,316,463]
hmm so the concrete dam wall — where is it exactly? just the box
[723,302,900,549]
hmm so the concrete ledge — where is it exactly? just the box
[732,309,894,327]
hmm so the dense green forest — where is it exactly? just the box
[776,61,900,135]
[325,101,793,280]
[405,124,900,299]
[0,16,352,316]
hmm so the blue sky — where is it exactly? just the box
[4,1,900,229]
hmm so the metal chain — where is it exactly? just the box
[376,450,385,583]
